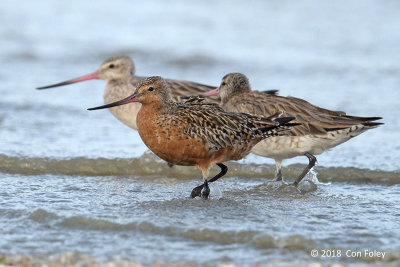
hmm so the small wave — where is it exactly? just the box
[0,208,27,219]
[35,214,400,262]
[1,153,399,185]
[26,210,309,250]
[19,209,400,264]
[29,209,59,223]
[0,152,174,177]
[55,215,312,250]
[252,234,312,250]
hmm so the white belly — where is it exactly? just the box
[252,125,370,160]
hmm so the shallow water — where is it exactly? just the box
[1,163,400,266]
[1,0,400,266]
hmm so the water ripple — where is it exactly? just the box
[1,153,398,185]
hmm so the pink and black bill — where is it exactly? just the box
[36,71,99,89]
[88,93,138,111]
[201,87,219,97]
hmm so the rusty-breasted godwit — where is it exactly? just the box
[203,73,383,186]
[37,56,218,130]
[88,76,297,198]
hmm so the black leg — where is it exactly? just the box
[275,169,283,181]
[190,184,203,198]
[201,180,210,199]
[190,163,228,198]
[293,152,317,186]
[208,163,228,183]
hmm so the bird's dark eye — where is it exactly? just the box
[148,87,154,92]
[109,64,115,68]
[221,82,226,86]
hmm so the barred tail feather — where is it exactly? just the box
[257,117,300,138]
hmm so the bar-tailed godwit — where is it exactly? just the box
[37,56,218,130]
[88,76,297,198]
[203,73,383,186]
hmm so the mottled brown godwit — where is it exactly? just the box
[88,76,297,198]
[203,73,383,186]
[37,56,218,130]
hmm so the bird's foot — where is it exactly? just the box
[201,180,210,199]
[190,180,210,199]
[190,184,203,198]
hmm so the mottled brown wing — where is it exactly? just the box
[167,102,281,151]
[165,79,220,103]
[225,91,379,136]
[181,95,206,104]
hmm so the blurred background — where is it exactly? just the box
[0,0,400,170]
[1,0,399,266]
[1,0,399,169]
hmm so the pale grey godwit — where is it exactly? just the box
[203,73,383,186]
[88,76,298,198]
[37,56,218,130]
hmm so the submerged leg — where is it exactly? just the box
[201,179,210,199]
[293,152,317,186]
[274,160,283,181]
[190,163,228,199]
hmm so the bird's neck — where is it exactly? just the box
[103,79,133,103]
[139,101,169,114]
[136,102,167,133]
